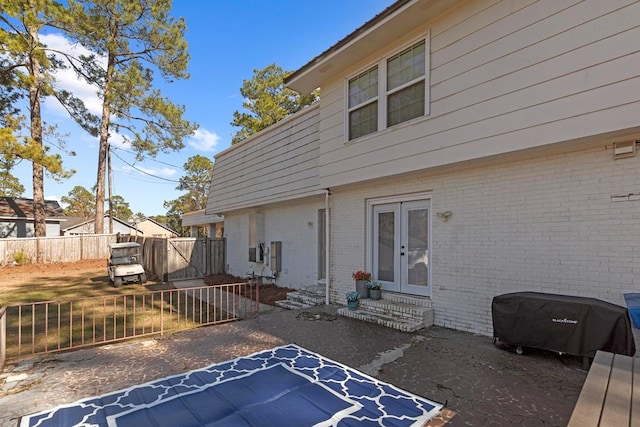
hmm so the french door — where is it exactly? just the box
[372,199,430,296]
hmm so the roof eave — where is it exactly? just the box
[285,0,459,94]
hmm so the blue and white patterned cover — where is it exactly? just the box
[20,343,442,427]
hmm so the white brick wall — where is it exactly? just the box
[330,141,640,335]
[223,198,325,288]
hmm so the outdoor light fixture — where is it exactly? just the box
[436,211,452,221]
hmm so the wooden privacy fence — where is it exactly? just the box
[119,236,226,282]
[0,283,255,366]
[0,234,117,266]
[0,234,226,282]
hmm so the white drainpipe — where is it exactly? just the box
[325,189,331,305]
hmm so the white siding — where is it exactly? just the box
[181,210,223,227]
[222,198,325,288]
[207,106,321,214]
[318,0,640,188]
[330,140,640,335]
[0,220,62,238]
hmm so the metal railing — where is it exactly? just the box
[0,306,6,369]
[0,283,256,367]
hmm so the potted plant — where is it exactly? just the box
[352,270,371,299]
[368,281,382,300]
[346,291,361,310]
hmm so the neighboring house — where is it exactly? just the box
[181,210,224,238]
[207,0,640,336]
[0,197,66,237]
[62,214,142,236]
[134,217,179,238]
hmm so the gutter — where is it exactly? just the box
[325,189,331,305]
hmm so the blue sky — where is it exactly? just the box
[11,0,393,217]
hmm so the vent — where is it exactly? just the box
[613,140,636,159]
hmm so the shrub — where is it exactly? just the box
[12,250,30,266]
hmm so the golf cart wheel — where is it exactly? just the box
[516,346,523,355]
[113,277,123,288]
[140,273,147,284]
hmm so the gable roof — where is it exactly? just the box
[136,217,178,235]
[62,214,142,233]
[0,197,65,219]
[285,0,459,94]
[58,216,92,229]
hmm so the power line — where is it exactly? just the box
[110,149,181,183]
[111,146,185,169]
[112,172,177,185]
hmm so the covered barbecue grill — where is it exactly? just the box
[492,292,635,358]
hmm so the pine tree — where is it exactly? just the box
[0,0,97,238]
[66,0,197,234]
[231,63,318,145]
[163,154,213,235]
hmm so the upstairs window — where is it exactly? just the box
[387,40,426,126]
[348,66,379,140]
[346,37,429,141]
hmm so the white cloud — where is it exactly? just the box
[154,167,177,177]
[187,128,220,152]
[121,165,177,177]
[108,132,131,150]
[40,33,106,116]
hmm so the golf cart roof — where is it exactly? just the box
[109,242,141,249]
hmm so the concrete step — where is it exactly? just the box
[275,285,326,310]
[274,299,313,310]
[337,295,434,332]
[286,290,325,306]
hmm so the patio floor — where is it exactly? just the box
[1,305,587,426]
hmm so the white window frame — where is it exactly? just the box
[346,66,380,141]
[345,33,430,142]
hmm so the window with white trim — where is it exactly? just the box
[348,66,378,140]
[347,37,429,141]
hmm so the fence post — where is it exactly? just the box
[36,236,41,264]
[163,238,169,283]
[0,307,6,370]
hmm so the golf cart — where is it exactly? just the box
[108,242,147,287]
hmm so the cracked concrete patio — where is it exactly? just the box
[0,305,587,426]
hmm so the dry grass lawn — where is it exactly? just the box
[0,259,164,306]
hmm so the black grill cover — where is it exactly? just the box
[492,292,635,357]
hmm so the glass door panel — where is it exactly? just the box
[373,204,400,292]
[401,201,429,296]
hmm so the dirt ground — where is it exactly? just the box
[1,258,107,282]
[204,273,293,305]
[0,260,291,306]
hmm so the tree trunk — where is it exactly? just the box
[95,51,115,234]
[28,21,46,243]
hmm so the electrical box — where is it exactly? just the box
[248,213,265,262]
[270,241,282,273]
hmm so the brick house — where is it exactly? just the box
[206,0,640,335]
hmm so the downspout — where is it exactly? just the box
[325,189,331,305]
